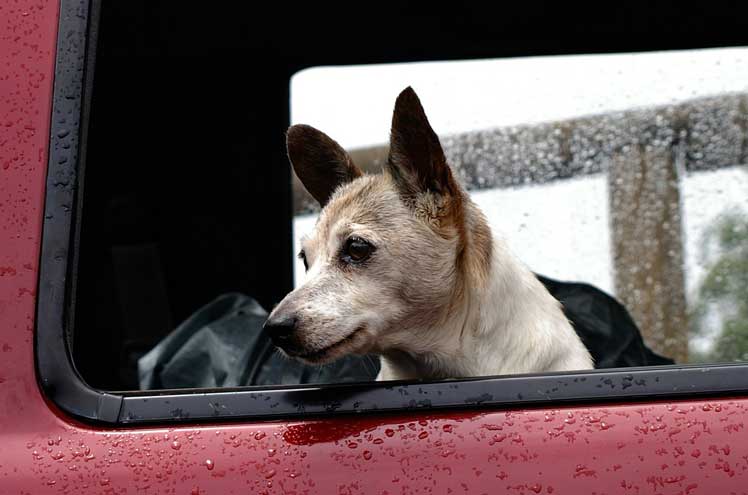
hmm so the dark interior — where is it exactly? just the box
[72,1,748,391]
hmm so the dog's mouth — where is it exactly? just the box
[287,325,366,364]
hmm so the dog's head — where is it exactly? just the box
[264,87,492,364]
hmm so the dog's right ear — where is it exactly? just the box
[386,87,459,201]
[287,124,363,207]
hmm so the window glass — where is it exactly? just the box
[291,47,748,364]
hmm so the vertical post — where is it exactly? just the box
[608,142,689,363]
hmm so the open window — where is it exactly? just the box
[37,0,748,424]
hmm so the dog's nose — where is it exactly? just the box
[263,315,298,346]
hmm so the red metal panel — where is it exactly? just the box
[6,399,748,494]
[1,1,748,493]
[0,0,61,433]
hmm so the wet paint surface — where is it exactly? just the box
[0,0,60,440]
[3,401,748,494]
[2,1,748,494]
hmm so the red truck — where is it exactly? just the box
[2,1,748,493]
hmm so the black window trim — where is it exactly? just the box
[37,0,748,426]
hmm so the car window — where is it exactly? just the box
[37,0,748,424]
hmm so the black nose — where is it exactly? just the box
[263,315,298,347]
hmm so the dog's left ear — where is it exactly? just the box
[287,124,363,207]
[386,87,459,200]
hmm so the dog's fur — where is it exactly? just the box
[266,87,593,380]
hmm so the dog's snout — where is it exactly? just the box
[263,314,298,346]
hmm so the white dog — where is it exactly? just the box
[264,87,593,381]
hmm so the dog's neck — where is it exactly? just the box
[378,232,592,381]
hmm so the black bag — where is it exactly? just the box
[138,293,379,389]
[138,275,673,389]
[537,275,673,368]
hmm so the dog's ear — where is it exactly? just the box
[386,87,458,200]
[287,124,363,207]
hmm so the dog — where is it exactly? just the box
[264,87,593,381]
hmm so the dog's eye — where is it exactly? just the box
[343,237,374,263]
[298,250,309,271]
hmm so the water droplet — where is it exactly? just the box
[171,440,180,450]
[363,450,372,460]
[255,431,266,440]
[265,469,276,479]
[418,431,429,439]
[205,459,214,470]
[384,429,395,437]
[491,433,507,444]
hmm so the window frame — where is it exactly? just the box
[37,0,748,425]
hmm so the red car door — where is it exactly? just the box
[2,1,748,494]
